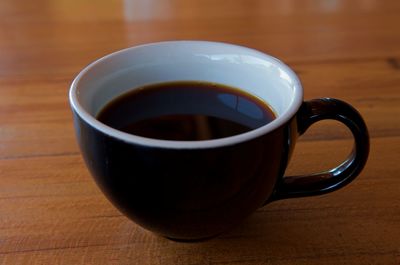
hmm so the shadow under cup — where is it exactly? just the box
[69,41,368,240]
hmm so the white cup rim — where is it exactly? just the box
[69,41,303,149]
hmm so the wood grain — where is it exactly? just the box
[0,0,399,264]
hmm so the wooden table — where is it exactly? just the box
[1,0,399,264]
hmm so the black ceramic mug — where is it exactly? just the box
[69,41,369,241]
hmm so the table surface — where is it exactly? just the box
[1,0,399,264]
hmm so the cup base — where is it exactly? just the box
[165,233,221,243]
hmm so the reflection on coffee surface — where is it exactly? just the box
[97,81,276,140]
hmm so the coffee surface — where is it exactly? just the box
[97,81,276,141]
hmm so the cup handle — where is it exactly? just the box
[271,98,369,200]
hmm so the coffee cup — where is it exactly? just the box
[69,41,369,241]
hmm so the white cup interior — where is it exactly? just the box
[70,41,303,148]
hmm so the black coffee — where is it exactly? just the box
[97,81,276,141]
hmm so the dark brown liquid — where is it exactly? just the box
[97,81,276,141]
